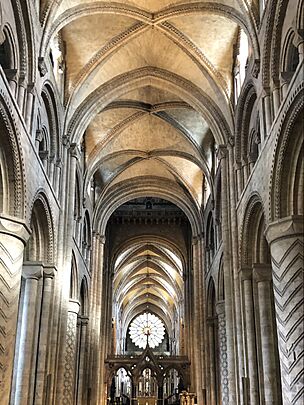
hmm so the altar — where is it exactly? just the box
[136,397,157,405]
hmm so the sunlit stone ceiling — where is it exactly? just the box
[112,236,184,335]
[42,0,257,214]
[42,0,257,348]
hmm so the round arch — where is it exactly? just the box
[26,191,55,263]
[65,67,231,146]
[270,84,304,220]
[94,178,202,237]
[239,193,270,266]
[0,90,25,217]
[41,1,259,63]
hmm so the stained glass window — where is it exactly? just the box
[129,313,165,349]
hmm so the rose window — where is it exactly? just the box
[129,313,165,349]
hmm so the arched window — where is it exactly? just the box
[129,312,165,349]
[233,29,249,103]
[82,211,91,264]
[206,212,216,267]
[36,126,50,171]
[0,26,17,81]
[0,37,11,70]
[280,30,301,94]
[70,253,78,300]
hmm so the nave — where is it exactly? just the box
[0,0,303,404]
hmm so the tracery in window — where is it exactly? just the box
[129,313,165,349]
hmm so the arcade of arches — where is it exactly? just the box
[0,0,303,404]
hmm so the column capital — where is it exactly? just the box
[68,299,81,314]
[228,136,235,148]
[62,135,70,148]
[38,57,48,77]
[207,316,217,326]
[192,233,203,245]
[265,215,303,245]
[251,58,260,78]
[99,234,106,244]
[293,29,304,49]
[18,74,27,87]
[77,315,89,325]
[49,154,56,163]
[216,144,228,160]
[43,264,57,279]
[93,232,106,244]
[27,82,35,94]
[252,264,272,283]
[239,266,252,281]
[0,215,31,244]
[235,160,242,170]
[280,71,294,85]
[216,300,225,316]
[56,158,63,168]
[261,86,271,97]
[69,143,81,160]
[22,262,44,280]
[35,129,43,142]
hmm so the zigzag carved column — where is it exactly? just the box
[62,300,80,405]
[0,216,30,405]
[216,301,229,405]
[266,216,304,405]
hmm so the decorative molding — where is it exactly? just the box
[66,66,232,146]
[38,57,48,77]
[269,82,304,221]
[0,88,26,218]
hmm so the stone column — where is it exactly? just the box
[5,69,18,96]
[14,263,43,405]
[157,384,163,405]
[48,155,55,187]
[131,382,137,405]
[294,30,304,63]
[34,266,56,405]
[17,77,26,113]
[235,161,243,200]
[228,143,245,403]
[272,81,281,117]
[25,84,35,131]
[192,236,203,402]
[266,216,303,405]
[280,73,293,99]
[217,145,238,404]
[96,236,106,404]
[62,300,80,405]
[240,268,259,405]
[54,158,62,197]
[76,316,89,405]
[263,90,272,135]
[242,157,249,186]
[253,264,279,405]
[0,216,30,405]
[207,316,217,405]
[197,235,207,396]
[216,301,229,405]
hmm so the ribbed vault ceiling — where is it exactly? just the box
[113,240,184,335]
[43,0,255,342]
[43,0,256,215]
